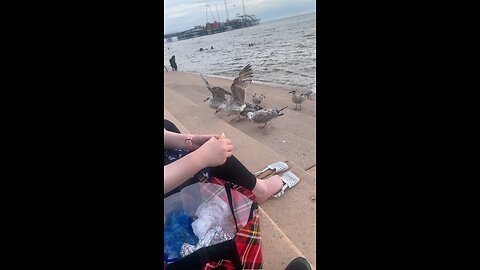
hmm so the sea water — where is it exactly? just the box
[164,12,316,90]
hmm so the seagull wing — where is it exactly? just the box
[200,74,231,102]
[230,64,253,105]
[200,74,214,94]
[211,87,232,102]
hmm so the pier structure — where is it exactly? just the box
[164,0,260,42]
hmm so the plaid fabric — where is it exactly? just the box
[197,177,254,228]
[234,210,262,270]
[164,149,262,269]
[198,178,262,270]
[201,211,262,270]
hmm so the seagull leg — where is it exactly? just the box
[264,122,271,134]
[299,104,302,110]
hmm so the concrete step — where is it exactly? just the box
[164,72,317,143]
[164,107,189,134]
[164,107,314,270]
[164,72,316,171]
[164,90,316,268]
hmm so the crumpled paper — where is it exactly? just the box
[180,226,233,257]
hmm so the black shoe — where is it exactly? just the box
[284,257,312,270]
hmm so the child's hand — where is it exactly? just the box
[196,137,234,167]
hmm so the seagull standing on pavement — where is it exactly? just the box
[247,106,288,133]
[301,87,316,100]
[252,93,266,106]
[289,90,306,110]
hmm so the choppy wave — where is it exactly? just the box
[164,12,316,90]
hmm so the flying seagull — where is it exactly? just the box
[247,106,288,133]
[252,93,266,106]
[200,74,232,110]
[215,64,254,121]
[289,90,306,110]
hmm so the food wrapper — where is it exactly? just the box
[180,226,233,257]
[218,132,226,140]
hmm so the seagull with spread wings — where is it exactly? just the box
[215,64,254,121]
[200,74,232,110]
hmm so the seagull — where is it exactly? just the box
[247,106,288,133]
[215,64,254,121]
[252,93,266,106]
[239,102,263,118]
[301,87,316,100]
[200,74,232,110]
[289,90,306,110]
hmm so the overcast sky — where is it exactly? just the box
[164,0,316,34]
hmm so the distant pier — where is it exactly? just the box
[164,15,260,42]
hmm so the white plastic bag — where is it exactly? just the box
[191,196,236,239]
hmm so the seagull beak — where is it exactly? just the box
[288,91,293,94]
[203,98,208,102]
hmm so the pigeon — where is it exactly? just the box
[252,93,266,106]
[215,64,254,121]
[247,106,288,133]
[301,87,316,100]
[200,74,232,110]
[289,90,306,110]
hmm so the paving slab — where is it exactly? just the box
[307,166,317,178]
[259,207,316,270]
[163,107,189,134]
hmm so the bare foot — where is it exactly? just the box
[253,175,284,204]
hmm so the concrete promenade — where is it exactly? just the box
[164,71,317,269]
